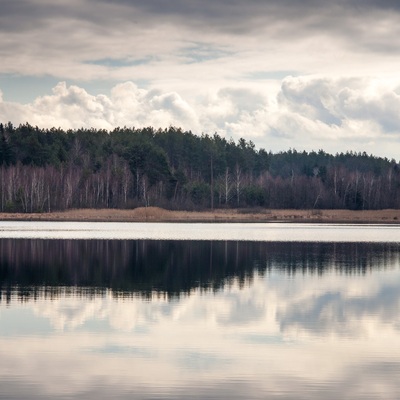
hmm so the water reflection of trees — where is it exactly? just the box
[0,240,399,302]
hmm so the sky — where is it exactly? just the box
[1,0,400,159]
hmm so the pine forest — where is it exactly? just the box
[0,122,399,213]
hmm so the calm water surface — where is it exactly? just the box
[0,220,400,241]
[0,222,400,399]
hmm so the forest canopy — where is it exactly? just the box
[0,122,399,212]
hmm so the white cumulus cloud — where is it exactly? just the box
[1,77,400,158]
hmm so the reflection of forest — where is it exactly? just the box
[0,239,399,301]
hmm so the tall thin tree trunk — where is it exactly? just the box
[210,156,214,210]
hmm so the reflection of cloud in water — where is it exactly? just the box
[31,292,175,332]
[1,363,400,400]
[175,350,232,372]
[279,283,400,337]
[22,268,400,338]
[32,295,112,331]
[0,238,400,400]
[91,344,156,358]
[1,267,400,399]
[216,295,265,326]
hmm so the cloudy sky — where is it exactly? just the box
[1,0,400,158]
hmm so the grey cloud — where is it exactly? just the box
[0,1,95,33]
[279,77,400,134]
[280,78,344,126]
[0,0,53,32]
[218,88,265,112]
[95,0,400,19]
[2,0,400,37]
[340,90,400,133]
[87,0,400,50]
[180,43,233,64]
[278,78,400,133]
[1,0,400,86]
[100,1,400,57]
[198,87,267,132]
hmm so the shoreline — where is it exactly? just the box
[0,207,399,224]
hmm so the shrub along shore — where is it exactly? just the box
[0,207,399,223]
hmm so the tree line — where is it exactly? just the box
[0,122,399,212]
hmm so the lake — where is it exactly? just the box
[0,222,400,399]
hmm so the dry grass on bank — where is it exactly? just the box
[0,207,399,223]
